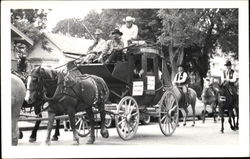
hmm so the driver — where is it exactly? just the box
[173,64,189,104]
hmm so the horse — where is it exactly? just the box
[172,86,197,126]
[218,82,238,133]
[201,79,220,123]
[25,66,109,145]
[11,74,26,145]
[12,69,62,143]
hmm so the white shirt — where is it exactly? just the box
[90,39,107,53]
[173,71,188,85]
[120,24,138,47]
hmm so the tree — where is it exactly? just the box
[52,9,162,42]
[158,9,238,80]
[11,9,51,52]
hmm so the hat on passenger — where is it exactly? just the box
[111,29,123,36]
[224,61,232,66]
[123,16,135,23]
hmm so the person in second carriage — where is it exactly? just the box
[76,29,107,64]
[173,64,189,105]
[98,29,125,63]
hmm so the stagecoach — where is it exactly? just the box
[73,41,180,140]
[17,41,180,143]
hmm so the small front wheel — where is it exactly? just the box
[115,96,139,140]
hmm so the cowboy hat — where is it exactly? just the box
[224,61,232,66]
[123,16,135,22]
[111,29,123,36]
[95,29,103,35]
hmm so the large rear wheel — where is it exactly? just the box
[159,91,179,136]
[115,96,139,140]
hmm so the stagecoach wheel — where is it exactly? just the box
[115,96,139,140]
[75,116,91,137]
[159,91,179,136]
[105,114,113,128]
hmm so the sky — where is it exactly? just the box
[45,8,102,32]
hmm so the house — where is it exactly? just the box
[11,24,34,71]
[27,32,93,71]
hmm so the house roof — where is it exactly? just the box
[44,32,93,55]
[11,24,34,46]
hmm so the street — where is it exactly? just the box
[18,117,238,146]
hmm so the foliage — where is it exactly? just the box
[52,9,161,42]
[11,9,51,52]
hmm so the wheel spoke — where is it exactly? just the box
[160,114,167,123]
[118,118,126,126]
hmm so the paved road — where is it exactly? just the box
[18,117,238,146]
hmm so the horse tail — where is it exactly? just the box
[91,75,109,103]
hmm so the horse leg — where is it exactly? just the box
[52,119,60,141]
[68,113,79,145]
[99,102,109,138]
[29,114,42,142]
[228,109,236,131]
[45,112,55,145]
[183,108,188,126]
[235,107,239,130]
[86,108,95,144]
[219,106,224,133]
[212,103,217,123]
[202,104,206,124]
[191,102,195,127]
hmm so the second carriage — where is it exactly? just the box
[76,42,180,140]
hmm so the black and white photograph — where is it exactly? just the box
[1,0,249,158]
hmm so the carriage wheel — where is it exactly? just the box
[159,91,179,136]
[115,96,139,140]
[75,116,91,137]
[105,114,113,128]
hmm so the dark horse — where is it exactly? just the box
[25,66,109,145]
[201,79,220,123]
[218,82,239,133]
[12,69,61,142]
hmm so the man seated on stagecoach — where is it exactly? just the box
[120,16,138,48]
[76,29,107,64]
[173,64,189,105]
[98,29,125,63]
[221,60,237,96]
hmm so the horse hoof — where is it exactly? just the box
[220,130,224,133]
[29,137,36,143]
[191,124,195,127]
[73,139,80,145]
[101,130,109,138]
[183,123,186,126]
[19,131,23,139]
[51,136,58,141]
[45,140,51,146]
[86,138,95,144]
